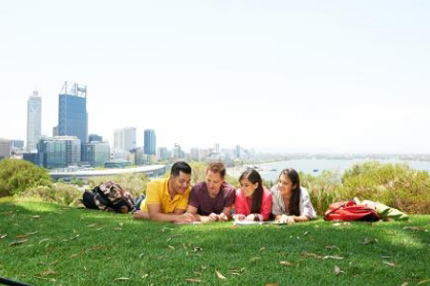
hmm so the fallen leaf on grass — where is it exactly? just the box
[32,215,40,219]
[259,247,266,252]
[303,231,309,236]
[302,252,322,259]
[185,278,203,282]
[249,256,261,262]
[325,245,340,251]
[141,273,149,279]
[418,279,430,285]
[216,270,227,279]
[168,245,175,250]
[114,277,130,281]
[86,223,97,228]
[41,268,56,276]
[264,284,279,286]
[139,253,144,259]
[334,266,345,276]
[167,234,183,242]
[63,234,80,242]
[9,239,28,246]
[401,282,409,286]
[362,238,378,245]
[323,255,344,260]
[279,261,292,266]
[38,238,50,245]
[229,267,245,276]
[383,261,396,267]
[0,234,7,239]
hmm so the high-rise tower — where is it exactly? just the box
[144,129,156,155]
[58,81,88,144]
[26,90,42,151]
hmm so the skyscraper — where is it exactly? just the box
[0,139,11,160]
[144,129,156,155]
[37,136,81,169]
[114,127,136,152]
[58,82,88,144]
[26,91,42,151]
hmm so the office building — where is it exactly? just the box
[11,140,25,150]
[37,136,81,169]
[26,91,42,151]
[81,141,110,167]
[89,134,103,142]
[144,129,156,155]
[114,127,136,152]
[58,82,88,144]
[0,139,11,160]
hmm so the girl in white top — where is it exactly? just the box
[271,168,317,224]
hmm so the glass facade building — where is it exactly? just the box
[81,141,110,167]
[144,129,156,155]
[58,82,88,144]
[37,137,81,169]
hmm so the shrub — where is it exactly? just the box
[338,161,430,214]
[301,170,342,215]
[20,183,82,206]
[0,158,52,197]
[86,173,150,197]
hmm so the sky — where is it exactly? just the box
[1,0,430,154]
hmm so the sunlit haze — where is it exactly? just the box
[1,1,429,153]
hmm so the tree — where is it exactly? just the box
[0,158,52,197]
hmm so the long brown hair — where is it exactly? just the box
[279,168,301,216]
[239,168,264,213]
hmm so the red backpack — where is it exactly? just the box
[324,201,380,222]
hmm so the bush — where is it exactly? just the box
[301,170,342,216]
[0,158,52,197]
[338,161,430,214]
[87,173,150,197]
[20,183,82,206]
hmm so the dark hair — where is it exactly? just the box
[239,168,264,213]
[279,168,301,216]
[207,162,226,178]
[171,161,192,176]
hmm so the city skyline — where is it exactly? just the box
[1,1,430,154]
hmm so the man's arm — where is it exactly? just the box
[186,205,202,221]
[148,204,193,223]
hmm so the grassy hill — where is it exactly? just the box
[1,198,429,286]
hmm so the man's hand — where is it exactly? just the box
[232,214,245,221]
[175,213,195,224]
[208,213,219,222]
[218,213,229,221]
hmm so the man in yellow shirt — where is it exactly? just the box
[134,161,194,223]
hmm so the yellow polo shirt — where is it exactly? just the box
[141,177,191,213]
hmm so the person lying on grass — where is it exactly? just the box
[233,168,272,222]
[271,168,317,224]
[134,161,195,223]
[186,162,236,223]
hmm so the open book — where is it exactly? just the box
[233,220,282,226]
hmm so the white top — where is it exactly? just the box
[270,185,317,219]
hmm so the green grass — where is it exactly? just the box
[1,199,430,286]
